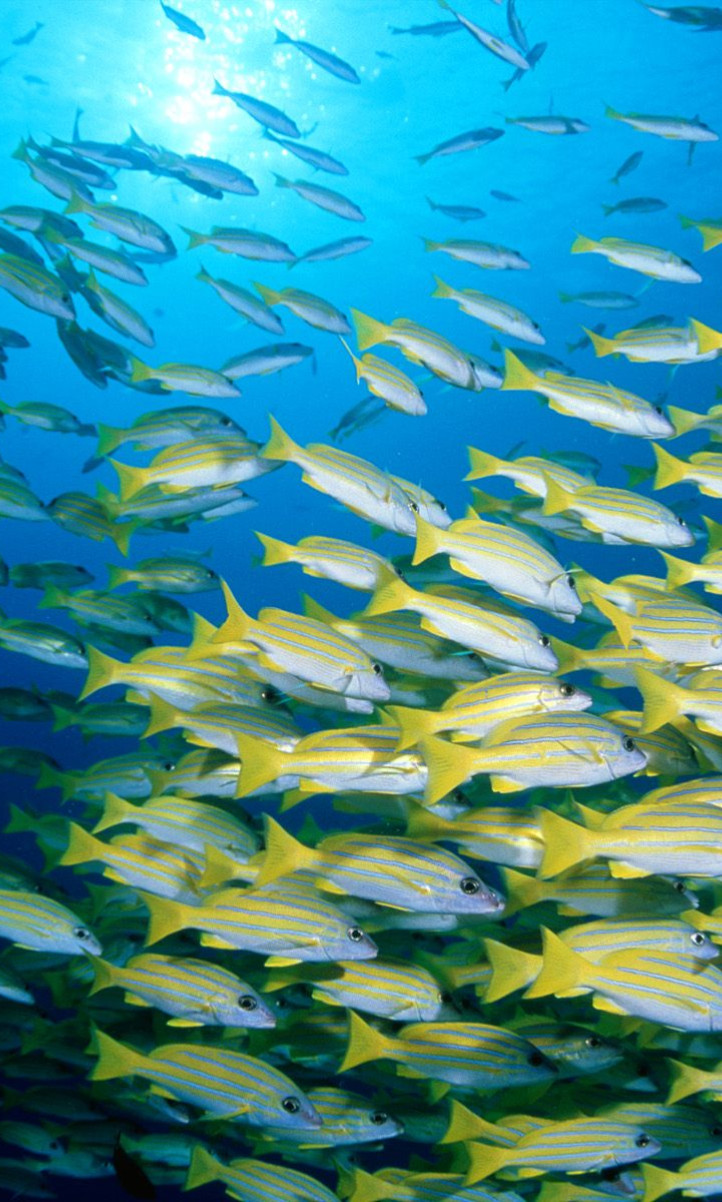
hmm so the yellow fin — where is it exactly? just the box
[666,1057,714,1104]
[464,1140,511,1185]
[653,442,688,490]
[524,927,587,999]
[538,808,597,878]
[634,666,684,733]
[89,1028,147,1082]
[235,731,285,799]
[261,414,302,463]
[185,1146,220,1191]
[501,349,540,394]
[255,530,294,567]
[385,704,444,751]
[483,937,542,1003]
[570,233,599,254]
[419,734,479,806]
[79,644,122,701]
[690,318,722,355]
[641,1164,685,1202]
[92,791,137,835]
[412,512,445,566]
[350,308,391,353]
[465,445,503,482]
[584,326,617,357]
[254,814,319,886]
[339,1009,394,1073]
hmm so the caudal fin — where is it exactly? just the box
[483,937,542,1003]
[538,807,597,878]
[350,308,391,353]
[653,442,688,490]
[501,349,540,393]
[254,813,318,885]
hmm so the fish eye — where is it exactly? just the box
[439,501,447,512]
[527,1050,545,1067]
[539,635,550,647]
[711,1126,722,1137]
[560,683,576,697]
[440,991,453,1004]
[163,760,175,772]
[585,1035,602,1048]
[396,568,405,581]
[676,516,687,526]
[347,926,364,942]
[369,1111,388,1125]
[460,877,481,895]
[654,405,664,415]
[409,500,419,513]
[623,736,636,752]
[674,881,687,893]
[238,995,258,1010]
[282,1096,301,1114]
[73,926,91,940]
[220,416,232,426]
[261,687,279,703]
[207,569,218,579]
[452,789,467,803]
[372,662,383,676]
[635,1134,651,1148]
[566,574,576,589]
[682,258,693,268]
[691,932,706,946]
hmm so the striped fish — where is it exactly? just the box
[142,694,301,756]
[388,671,591,749]
[185,1146,337,1202]
[273,174,364,221]
[90,792,259,860]
[142,877,379,963]
[259,416,422,535]
[0,251,75,318]
[0,474,47,521]
[83,267,155,346]
[571,233,702,283]
[662,545,722,596]
[464,1117,659,1182]
[80,641,271,708]
[605,106,718,142]
[266,957,448,1022]
[540,799,722,879]
[0,615,87,669]
[340,340,425,416]
[145,748,244,800]
[587,318,722,364]
[87,952,276,1027]
[413,513,581,617]
[65,193,175,253]
[340,1010,557,1089]
[111,435,274,501]
[0,889,101,956]
[654,442,722,498]
[406,804,543,869]
[432,276,545,343]
[542,477,693,548]
[351,308,478,390]
[423,236,529,270]
[668,402,722,439]
[346,1167,526,1202]
[47,491,133,555]
[636,665,722,737]
[363,571,558,671]
[234,727,427,799]
[465,447,594,496]
[606,707,698,777]
[39,587,161,636]
[500,863,698,920]
[211,581,390,702]
[57,236,149,285]
[667,1058,722,1105]
[183,224,297,261]
[600,1101,722,1161]
[420,711,646,803]
[91,406,246,456]
[60,824,204,903]
[256,1084,403,1148]
[644,1151,722,1202]
[392,477,451,529]
[37,749,164,801]
[256,532,398,591]
[256,816,504,915]
[253,282,350,333]
[595,591,722,665]
[526,930,722,1030]
[502,350,674,437]
[553,631,674,689]
[90,1030,320,1128]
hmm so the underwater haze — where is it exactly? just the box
[3,1,722,1200]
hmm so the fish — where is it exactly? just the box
[431,276,544,343]
[12,20,44,45]
[293,236,373,266]
[273,173,365,223]
[0,891,101,955]
[415,127,504,165]
[571,233,701,282]
[586,317,722,363]
[274,27,359,84]
[340,340,425,416]
[602,196,668,216]
[253,282,350,333]
[606,104,719,142]
[424,236,529,270]
[221,343,314,380]
[507,115,590,135]
[680,213,722,251]
[426,198,486,222]
[183,225,296,263]
[464,1117,660,1183]
[159,1,205,39]
[559,289,640,308]
[196,267,284,335]
[212,80,301,138]
[438,0,531,70]
[185,1147,339,1202]
[0,253,75,318]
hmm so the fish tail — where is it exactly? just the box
[667,405,700,437]
[79,644,122,700]
[95,423,124,457]
[412,512,444,565]
[634,666,684,733]
[601,204,614,217]
[659,550,697,590]
[109,457,145,502]
[211,78,227,96]
[255,813,318,883]
[141,891,190,946]
[501,349,540,393]
[558,292,574,302]
[363,567,413,618]
[386,705,444,751]
[59,821,102,867]
[140,693,178,740]
[705,514,722,553]
[235,732,285,799]
[483,937,542,1002]
[339,1009,394,1073]
[11,138,28,161]
[524,926,585,998]
[37,585,63,611]
[498,867,546,915]
[181,225,205,249]
[666,1057,713,1103]
[35,762,68,794]
[109,519,138,560]
[255,530,294,567]
[541,473,574,517]
[186,611,219,661]
[414,152,431,166]
[641,1164,685,1202]
[465,446,503,481]
[106,564,130,590]
[549,637,584,673]
[584,326,616,356]
[690,318,722,355]
[91,791,136,835]
[253,280,282,307]
[570,233,598,254]
[4,804,36,834]
[64,190,88,215]
[185,1146,221,1191]
[442,1100,502,1145]
[698,223,722,252]
[273,27,293,44]
[215,579,253,644]
[604,104,622,120]
[89,1028,147,1081]
[272,172,290,188]
[344,1168,393,1202]
[302,594,339,625]
[592,594,634,647]
[653,442,688,490]
[430,274,454,299]
[350,308,390,352]
[538,808,596,878]
[261,413,301,463]
[86,955,119,997]
[464,1140,510,1185]
[419,734,478,806]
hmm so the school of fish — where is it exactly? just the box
[2,1,722,1201]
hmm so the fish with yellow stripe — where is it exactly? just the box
[264,957,450,1022]
[184,1146,338,1202]
[351,308,481,391]
[111,434,277,501]
[462,1116,659,1183]
[585,317,722,364]
[654,442,722,499]
[255,531,399,591]
[570,233,701,283]
[340,338,426,416]
[542,474,694,548]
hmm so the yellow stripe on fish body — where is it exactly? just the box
[60,822,204,902]
[465,447,594,496]
[147,748,243,800]
[80,641,268,707]
[661,546,722,596]
[111,436,272,502]
[587,318,722,364]
[552,632,670,689]
[654,442,722,499]
[526,930,722,1031]
[388,671,592,750]
[339,1010,557,1089]
[255,815,504,915]
[539,798,722,880]
[351,309,476,390]
[90,1029,321,1128]
[141,877,378,962]
[570,233,702,283]
[0,889,102,956]
[542,476,693,548]
[255,1084,404,1148]
[212,581,390,702]
[363,569,558,671]
[88,953,275,1027]
[234,727,426,799]
[267,957,447,1022]
[413,513,581,619]
[596,592,722,665]
[341,339,426,416]
[255,531,398,591]
[463,1117,659,1183]
[501,350,674,438]
[420,712,646,804]
[643,1151,722,1202]
[605,708,698,777]
[91,792,259,859]
[405,802,544,869]
[142,693,301,755]
[259,415,419,535]
[185,1147,338,1202]
[500,863,697,920]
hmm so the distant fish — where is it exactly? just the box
[159,1,205,39]
[490,188,520,201]
[293,236,372,266]
[273,173,365,222]
[12,21,44,45]
[679,213,722,251]
[502,40,547,90]
[274,27,359,84]
[610,149,644,185]
[426,197,486,221]
[388,20,462,36]
[571,233,701,283]
[639,2,722,29]
[415,127,503,165]
[263,129,349,175]
[507,114,590,135]
[559,289,639,309]
[438,0,530,69]
[602,196,668,216]
[212,80,301,138]
[606,104,718,144]
[221,343,314,381]
[424,236,529,270]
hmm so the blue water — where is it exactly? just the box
[1,0,722,1197]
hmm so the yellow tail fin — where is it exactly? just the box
[465,446,503,482]
[141,892,191,946]
[584,327,617,357]
[79,645,122,701]
[339,1010,394,1073]
[95,423,124,457]
[659,550,698,590]
[109,458,145,502]
[419,734,478,806]
[665,1057,715,1104]
[653,442,688,491]
[213,579,253,645]
[698,223,722,252]
[106,564,131,590]
[667,405,702,436]
[254,814,319,885]
[483,937,542,1003]
[184,1146,220,1191]
[350,308,391,353]
[524,927,586,998]
[634,666,685,733]
[253,280,283,307]
[255,530,295,568]
[141,693,180,739]
[431,275,455,300]
[235,732,286,800]
[87,955,120,997]
[570,233,599,255]
[261,414,302,463]
[538,808,597,878]
[705,515,722,553]
[592,594,634,648]
[501,350,540,394]
[363,567,413,618]
[386,705,444,751]
[59,821,103,868]
[604,105,622,120]
[89,1028,148,1081]
[412,513,445,566]
[91,791,138,835]
[641,1164,685,1202]
[404,800,451,839]
[442,1100,506,1145]
[498,867,547,916]
[690,318,722,355]
[541,473,574,517]
[464,1140,511,1184]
